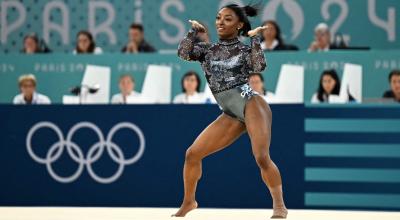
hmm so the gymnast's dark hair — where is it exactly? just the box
[221,4,259,37]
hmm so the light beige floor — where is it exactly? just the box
[1,207,400,220]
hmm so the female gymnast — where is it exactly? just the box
[173,4,288,219]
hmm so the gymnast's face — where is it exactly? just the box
[216,8,243,39]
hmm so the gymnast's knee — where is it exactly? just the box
[254,153,273,170]
[185,146,203,163]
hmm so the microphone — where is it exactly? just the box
[70,84,100,95]
[88,84,100,94]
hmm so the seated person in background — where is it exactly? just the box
[21,33,51,54]
[308,23,337,52]
[73,30,103,54]
[311,69,355,103]
[249,73,276,103]
[382,70,400,102]
[13,74,51,104]
[173,71,205,104]
[111,75,142,104]
[122,23,156,53]
[311,69,340,103]
[261,20,298,51]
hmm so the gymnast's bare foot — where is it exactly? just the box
[172,200,198,217]
[271,206,288,219]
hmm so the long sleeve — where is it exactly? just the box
[247,35,267,73]
[177,29,209,62]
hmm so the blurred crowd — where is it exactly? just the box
[22,23,156,55]
[20,21,360,55]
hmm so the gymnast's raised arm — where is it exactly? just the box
[177,20,210,62]
[247,26,267,73]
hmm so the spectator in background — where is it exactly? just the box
[249,73,276,103]
[111,75,142,104]
[73,30,103,54]
[311,69,356,103]
[311,69,340,103]
[173,71,205,104]
[308,23,337,52]
[261,20,298,51]
[122,23,156,53]
[383,70,400,102]
[13,74,51,104]
[21,33,51,54]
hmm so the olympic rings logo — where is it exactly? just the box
[26,121,145,184]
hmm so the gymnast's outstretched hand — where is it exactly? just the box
[188,20,206,33]
[248,26,268,37]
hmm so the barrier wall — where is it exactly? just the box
[1,50,399,103]
[0,104,399,211]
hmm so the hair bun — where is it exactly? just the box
[243,5,258,17]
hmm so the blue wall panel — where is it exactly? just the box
[1,104,400,211]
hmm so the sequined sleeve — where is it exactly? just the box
[246,35,267,73]
[177,29,210,62]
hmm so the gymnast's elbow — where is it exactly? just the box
[177,49,189,61]
[254,61,267,73]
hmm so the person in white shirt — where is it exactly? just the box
[111,74,144,104]
[173,71,205,104]
[249,73,276,103]
[311,69,341,103]
[308,23,334,52]
[73,30,103,54]
[311,69,357,103]
[13,74,51,105]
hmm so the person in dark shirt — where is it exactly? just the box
[121,23,156,53]
[383,70,400,102]
[73,30,103,54]
[21,33,51,54]
[261,20,298,51]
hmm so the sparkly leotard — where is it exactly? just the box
[178,28,267,122]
